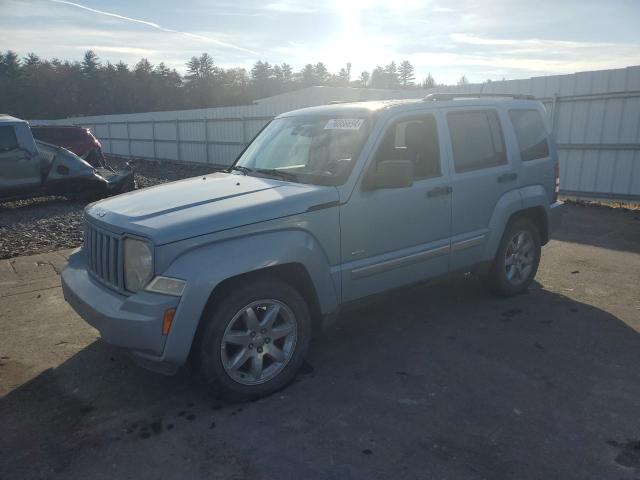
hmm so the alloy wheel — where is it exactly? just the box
[220,299,298,385]
[504,230,536,285]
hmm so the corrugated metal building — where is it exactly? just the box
[46,65,640,200]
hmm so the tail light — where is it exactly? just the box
[553,162,560,203]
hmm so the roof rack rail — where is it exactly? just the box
[327,99,367,105]
[423,93,535,101]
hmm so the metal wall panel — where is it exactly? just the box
[48,66,640,199]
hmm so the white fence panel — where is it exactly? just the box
[49,66,640,200]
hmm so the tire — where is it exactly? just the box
[195,278,311,402]
[487,217,541,296]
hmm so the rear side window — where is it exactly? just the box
[509,109,550,161]
[0,126,19,152]
[447,110,506,173]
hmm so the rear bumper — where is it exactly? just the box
[548,201,566,235]
[61,249,180,363]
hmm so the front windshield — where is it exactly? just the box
[234,115,371,185]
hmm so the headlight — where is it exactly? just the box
[123,238,153,292]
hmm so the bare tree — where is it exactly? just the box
[422,73,436,89]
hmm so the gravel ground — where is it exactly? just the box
[0,157,219,259]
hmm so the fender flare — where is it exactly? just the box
[480,189,523,263]
[481,185,552,263]
[159,229,339,365]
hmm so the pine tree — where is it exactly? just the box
[186,56,201,80]
[314,62,329,84]
[280,63,293,83]
[301,64,316,86]
[134,58,154,75]
[384,61,399,88]
[81,50,100,78]
[23,53,41,67]
[398,60,415,88]
[0,50,21,78]
[370,66,386,88]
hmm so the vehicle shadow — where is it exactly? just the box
[552,203,640,254]
[2,275,640,479]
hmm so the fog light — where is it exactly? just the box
[145,276,186,296]
[162,308,176,336]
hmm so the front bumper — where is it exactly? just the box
[61,249,180,362]
[548,200,566,235]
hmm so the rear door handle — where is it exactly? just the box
[427,185,452,197]
[497,172,518,183]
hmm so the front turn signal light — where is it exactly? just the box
[162,308,176,336]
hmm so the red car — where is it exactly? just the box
[30,125,106,168]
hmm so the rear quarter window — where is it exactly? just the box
[508,109,550,161]
[447,110,507,173]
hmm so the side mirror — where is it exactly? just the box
[364,160,414,190]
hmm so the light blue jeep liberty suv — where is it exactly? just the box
[62,94,564,400]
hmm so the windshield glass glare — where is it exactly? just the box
[234,115,370,185]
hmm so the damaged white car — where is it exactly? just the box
[0,114,133,202]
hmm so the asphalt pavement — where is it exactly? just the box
[1,203,639,480]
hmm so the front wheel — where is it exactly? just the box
[487,218,541,296]
[195,279,311,402]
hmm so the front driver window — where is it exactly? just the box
[373,115,441,179]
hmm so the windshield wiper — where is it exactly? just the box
[254,168,298,182]
[228,165,253,175]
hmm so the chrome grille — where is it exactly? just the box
[84,222,122,290]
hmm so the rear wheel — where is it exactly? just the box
[488,218,541,296]
[195,279,311,402]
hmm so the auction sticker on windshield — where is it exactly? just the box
[324,119,364,130]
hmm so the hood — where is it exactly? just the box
[37,140,93,168]
[85,172,339,245]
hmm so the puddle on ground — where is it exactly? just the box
[608,440,640,469]
[299,361,314,375]
[501,307,523,319]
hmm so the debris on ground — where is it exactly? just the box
[0,157,220,259]
[562,196,640,212]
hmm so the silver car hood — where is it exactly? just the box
[85,172,339,245]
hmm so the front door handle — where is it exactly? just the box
[498,172,518,183]
[427,185,452,198]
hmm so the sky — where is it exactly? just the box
[1,0,639,84]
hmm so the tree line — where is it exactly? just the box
[0,50,456,119]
